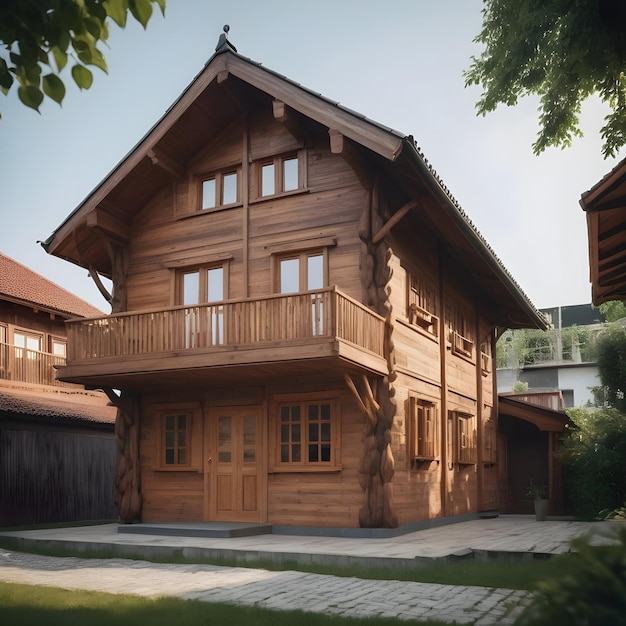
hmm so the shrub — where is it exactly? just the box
[562,407,626,519]
[516,526,626,625]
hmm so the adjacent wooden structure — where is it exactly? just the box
[580,157,626,305]
[0,253,117,525]
[43,34,548,529]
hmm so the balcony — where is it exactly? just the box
[0,342,77,389]
[61,287,388,390]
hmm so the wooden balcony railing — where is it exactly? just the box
[0,342,72,388]
[65,287,386,364]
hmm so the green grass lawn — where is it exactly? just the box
[0,582,449,626]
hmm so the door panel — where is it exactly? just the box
[206,407,264,521]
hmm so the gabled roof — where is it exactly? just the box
[580,157,626,305]
[43,33,546,331]
[0,253,104,318]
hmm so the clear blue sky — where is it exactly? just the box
[0,0,620,312]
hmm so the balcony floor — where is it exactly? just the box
[57,339,388,393]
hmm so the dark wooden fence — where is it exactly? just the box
[0,425,117,526]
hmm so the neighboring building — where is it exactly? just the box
[42,33,551,531]
[497,304,606,408]
[0,253,117,526]
[580,157,626,305]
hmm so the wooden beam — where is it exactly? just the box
[147,148,184,180]
[372,200,419,244]
[86,209,130,243]
[89,266,113,303]
[344,373,377,428]
[328,128,344,154]
[272,99,307,144]
[217,69,229,84]
[328,128,372,190]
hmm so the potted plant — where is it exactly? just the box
[526,481,549,521]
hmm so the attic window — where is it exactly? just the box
[200,169,240,211]
[259,153,301,197]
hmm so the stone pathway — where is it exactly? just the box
[0,549,531,624]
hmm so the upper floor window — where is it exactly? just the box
[480,339,492,375]
[260,153,300,197]
[277,251,324,293]
[407,272,438,336]
[200,169,240,211]
[180,266,225,305]
[447,305,475,360]
[14,330,42,358]
[178,265,226,347]
[51,338,67,359]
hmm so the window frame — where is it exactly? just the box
[176,263,229,306]
[197,167,242,213]
[447,410,477,467]
[447,304,475,361]
[273,248,327,294]
[256,151,304,199]
[483,407,497,465]
[270,393,341,472]
[154,403,202,472]
[406,271,439,338]
[408,396,439,464]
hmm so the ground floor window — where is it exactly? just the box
[271,395,340,470]
[409,396,439,462]
[448,410,477,466]
[155,403,201,470]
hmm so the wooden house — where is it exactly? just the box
[0,253,117,526]
[42,33,548,530]
[580,157,626,305]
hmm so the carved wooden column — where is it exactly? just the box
[346,186,399,528]
[105,389,141,524]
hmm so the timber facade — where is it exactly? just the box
[43,35,547,529]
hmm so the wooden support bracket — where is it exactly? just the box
[147,148,184,180]
[372,200,419,244]
[344,373,378,428]
[89,266,112,303]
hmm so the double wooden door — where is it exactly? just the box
[205,407,265,522]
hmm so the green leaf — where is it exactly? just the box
[104,0,129,28]
[129,0,153,29]
[52,46,68,72]
[17,85,44,111]
[42,73,66,104]
[85,16,103,40]
[71,64,93,90]
[89,46,108,73]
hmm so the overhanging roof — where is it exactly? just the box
[580,157,626,306]
[498,395,570,432]
[42,36,546,331]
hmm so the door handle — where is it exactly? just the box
[207,457,212,463]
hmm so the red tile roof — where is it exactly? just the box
[0,388,117,427]
[0,253,104,318]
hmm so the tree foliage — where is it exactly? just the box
[563,406,626,519]
[0,0,165,116]
[465,0,626,158]
[598,300,626,322]
[596,323,626,413]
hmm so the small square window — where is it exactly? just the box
[200,170,239,211]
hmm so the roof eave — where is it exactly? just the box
[400,138,548,331]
